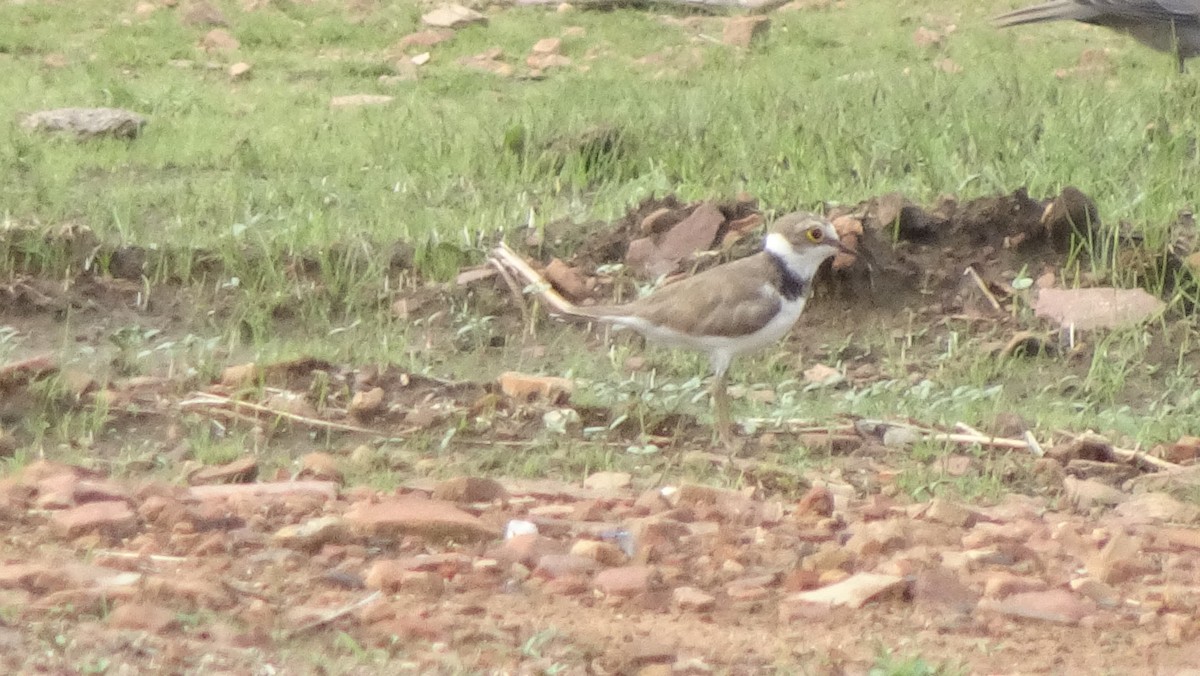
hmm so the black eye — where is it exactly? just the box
[806,228,824,242]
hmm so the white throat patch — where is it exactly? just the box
[764,232,836,281]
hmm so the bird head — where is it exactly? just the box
[764,212,859,278]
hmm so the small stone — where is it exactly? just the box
[1069,577,1120,606]
[794,486,834,518]
[220,362,258,387]
[498,371,573,402]
[431,476,507,503]
[583,471,631,492]
[570,539,627,566]
[533,554,598,580]
[297,452,342,483]
[1158,527,1200,551]
[1035,287,1165,331]
[722,16,770,49]
[542,258,588,300]
[411,52,431,66]
[978,589,1094,625]
[1114,492,1200,524]
[345,495,499,542]
[1063,476,1126,509]
[594,565,658,597]
[882,426,922,449]
[1087,532,1154,584]
[1163,612,1192,644]
[395,29,455,50]
[912,26,942,48]
[189,457,258,485]
[272,516,349,552]
[924,498,978,528]
[228,61,251,79]
[785,573,907,609]
[421,4,486,29]
[672,586,715,612]
[108,603,178,633]
[349,387,385,420]
[201,28,239,52]
[531,37,561,54]
[52,501,137,540]
[983,572,1047,599]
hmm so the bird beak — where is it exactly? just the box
[833,239,877,267]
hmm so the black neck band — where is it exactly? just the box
[768,252,808,301]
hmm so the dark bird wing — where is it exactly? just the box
[995,0,1200,26]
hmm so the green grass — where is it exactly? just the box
[1,0,1199,499]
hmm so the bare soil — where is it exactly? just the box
[2,189,1199,674]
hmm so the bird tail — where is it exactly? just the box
[993,1,1090,27]
[488,242,609,322]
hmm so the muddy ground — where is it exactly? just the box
[3,187,1200,674]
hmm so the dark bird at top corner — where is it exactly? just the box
[994,0,1200,72]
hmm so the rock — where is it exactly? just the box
[802,363,842,386]
[1164,436,1200,464]
[188,481,338,502]
[108,603,178,633]
[910,567,977,612]
[1069,577,1120,606]
[297,452,342,483]
[583,471,631,492]
[364,561,444,595]
[1035,288,1165,331]
[201,28,240,52]
[924,498,978,528]
[784,573,908,609]
[1158,527,1200,551]
[432,476,507,503]
[458,49,513,77]
[421,4,486,29]
[52,501,137,540]
[395,29,455,50]
[570,539,627,566]
[1114,492,1200,524]
[330,94,394,108]
[496,533,561,567]
[219,362,258,387]
[349,387,385,420]
[978,589,1094,625]
[543,258,589,301]
[794,486,834,519]
[983,572,1047,599]
[843,520,908,558]
[272,516,349,552]
[627,202,725,277]
[531,37,561,54]
[498,371,573,403]
[672,585,716,612]
[1087,532,1154,584]
[1063,476,1126,509]
[722,16,770,48]
[21,108,148,140]
[345,495,499,542]
[189,457,258,485]
[594,565,658,597]
[912,26,943,48]
[534,554,599,580]
[228,62,251,79]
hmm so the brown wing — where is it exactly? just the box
[589,254,784,338]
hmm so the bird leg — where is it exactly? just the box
[711,370,733,448]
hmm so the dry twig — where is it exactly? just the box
[179,391,381,436]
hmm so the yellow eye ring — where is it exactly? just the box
[806,227,824,242]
